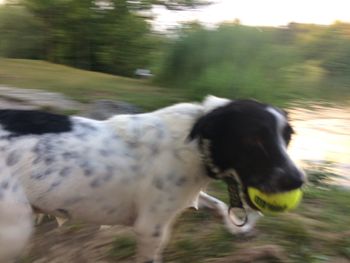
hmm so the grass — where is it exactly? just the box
[0,58,186,110]
[166,184,350,262]
[1,58,349,112]
[105,184,350,263]
[109,235,137,260]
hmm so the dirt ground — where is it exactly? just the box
[20,220,136,263]
[19,216,290,263]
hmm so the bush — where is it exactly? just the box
[156,24,302,102]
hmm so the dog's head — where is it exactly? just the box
[189,96,305,194]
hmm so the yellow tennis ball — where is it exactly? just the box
[247,187,302,214]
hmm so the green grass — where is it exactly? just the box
[106,183,350,263]
[1,58,349,112]
[162,165,350,262]
[109,235,137,261]
[104,183,350,263]
[18,184,348,263]
[163,184,350,263]
[0,58,186,110]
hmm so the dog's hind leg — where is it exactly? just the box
[0,172,33,262]
[198,191,261,235]
[55,216,68,227]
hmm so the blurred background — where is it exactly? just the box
[0,0,349,262]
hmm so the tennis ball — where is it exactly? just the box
[247,187,302,214]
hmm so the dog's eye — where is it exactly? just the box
[243,136,262,146]
[242,136,270,158]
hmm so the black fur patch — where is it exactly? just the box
[189,100,303,193]
[0,109,72,136]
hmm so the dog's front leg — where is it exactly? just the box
[0,172,33,262]
[198,191,261,234]
[134,215,174,263]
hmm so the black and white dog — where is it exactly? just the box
[0,96,304,262]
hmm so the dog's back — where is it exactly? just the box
[0,104,208,227]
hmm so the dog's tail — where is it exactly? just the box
[0,170,33,262]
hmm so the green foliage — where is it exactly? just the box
[20,0,155,76]
[95,13,153,76]
[157,22,350,103]
[300,23,350,77]
[156,24,303,102]
[0,0,210,76]
[0,5,45,58]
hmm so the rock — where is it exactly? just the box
[0,86,142,120]
[81,100,142,120]
[0,98,39,110]
[0,86,83,111]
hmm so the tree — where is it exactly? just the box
[1,0,211,76]
[0,5,45,58]
[6,0,154,75]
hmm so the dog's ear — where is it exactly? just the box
[188,114,208,141]
[188,107,231,141]
[188,96,232,141]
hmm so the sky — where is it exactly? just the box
[0,0,349,29]
[152,0,350,30]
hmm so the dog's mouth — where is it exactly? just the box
[223,172,304,226]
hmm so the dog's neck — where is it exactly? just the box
[199,138,241,181]
[199,138,225,179]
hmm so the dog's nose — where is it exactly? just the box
[287,173,304,190]
[273,166,305,191]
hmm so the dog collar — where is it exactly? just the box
[223,173,248,226]
[199,139,225,179]
[199,138,249,226]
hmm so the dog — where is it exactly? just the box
[0,95,304,262]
